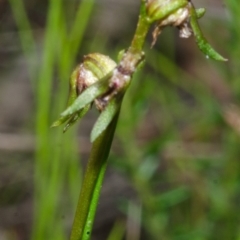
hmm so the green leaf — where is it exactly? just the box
[51,105,90,131]
[190,5,227,61]
[90,95,122,142]
[51,115,71,128]
[63,104,90,132]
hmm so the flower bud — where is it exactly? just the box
[146,0,192,47]
[146,0,188,22]
[76,53,117,94]
[52,53,117,132]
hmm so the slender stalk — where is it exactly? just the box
[70,111,120,240]
[129,0,150,53]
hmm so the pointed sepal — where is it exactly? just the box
[90,95,122,142]
[62,105,90,132]
[51,105,90,132]
[189,5,227,61]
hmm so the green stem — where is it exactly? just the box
[130,0,150,52]
[70,111,120,240]
[70,1,152,240]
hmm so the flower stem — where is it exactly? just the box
[70,110,120,240]
[129,0,150,52]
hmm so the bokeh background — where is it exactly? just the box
[0,0,239,239]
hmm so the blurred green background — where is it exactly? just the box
[0,0,239,239]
